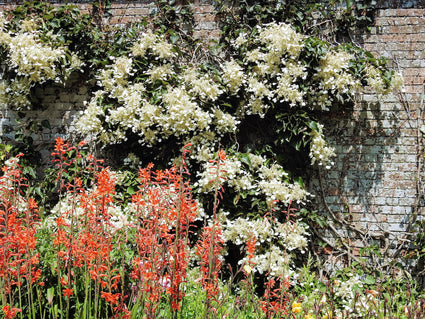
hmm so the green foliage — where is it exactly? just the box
[215,0,377,47]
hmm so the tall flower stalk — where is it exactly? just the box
[130,143,197,318]
[0,154,41,319]
[195,150,226,317]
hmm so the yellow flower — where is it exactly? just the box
[322,311,332,319]
[305,314,315,319]
[292,302,302,313]
[243,264,252,274]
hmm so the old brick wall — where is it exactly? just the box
[0,1,219,38]
[310,8,425,259]
[0,2,424,256]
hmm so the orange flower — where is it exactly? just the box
[2,306,22,319]
[101,291,120,305]
[246,235,257,260]
[62,288,73,297]
[218,149,226,161]
[366,289,378,298]
[60,277,68,286]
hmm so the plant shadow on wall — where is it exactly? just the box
[310,97,405,271]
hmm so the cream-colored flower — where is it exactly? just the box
[258,22,304,58]
[222,59,245,92]
[153,40,174,59]
[317,50,359,94]
[132,30,157,57]
[20,19,38,32]
[309,123,335,167]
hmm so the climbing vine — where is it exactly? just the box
[0,1,406,279]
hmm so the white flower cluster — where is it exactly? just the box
[132,30,175,60]
[0,17,82,109]
[196,155,245,192]
[277,222,309,252]
[257,161,309,205]
[239,23,308,114]
[314,50,361,110]
[184,68,223,101]
[232,32,247,48]
[334,275,364,313]
[220,198,309,279]
[222,59,245,93]
[335,276,363,300]
[148,64,173,82]
[258,22,304,58]
[223,217,274,245]
[317,51,359,94]
[365,65,404,93]
[223,215,308,250]
[309,123,335,168]
[248,245,292,277]
[246,77,272,115]
[0,77,32,108]
[45,193,133,231]
[7,33,66,83]
[196,153,309,206]
[76,91,106,141]
[76,32,240,149]
[162,87,211,136]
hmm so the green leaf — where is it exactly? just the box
[47,287,55,303]
[23,166,37,179]
[170,34,179,44]
[41,119,51,129]
[238,153,252,168]
[364,275,376,285]
[308,121,319,132]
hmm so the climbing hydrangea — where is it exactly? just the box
[309,123,336,168]
[0,16,82,109]
[222,213,309,278]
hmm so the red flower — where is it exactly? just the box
[63,287,74,297]
[246,235,257,261]
[101,291,121,305]
[2,306,22,319]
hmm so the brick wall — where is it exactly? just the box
[0,74,89,163]
[0,1,219,39]
[310,8,425,259]
[0,2,424,257]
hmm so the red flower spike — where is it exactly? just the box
[2,306,22,319]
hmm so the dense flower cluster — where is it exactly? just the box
[222,59,245,92]
[317,51,359,94]
[0,15,81,109]
[258,22,304,58]
[365,65,404,93]
[223,215,308,277]
[309,123,336,168]
[75,22,402,179]
[196,153,309,205]
[0,154,41,318]
[77,31,239,148]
